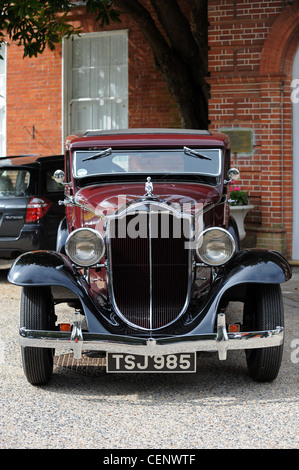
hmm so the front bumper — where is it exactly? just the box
[19,313,284,362]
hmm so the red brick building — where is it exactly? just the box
[1,1,299,262]
[208,0,299,263]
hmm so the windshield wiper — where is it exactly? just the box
[82,148,112,162]
[184,147,211,161]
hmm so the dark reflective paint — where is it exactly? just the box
[188,249,292,334]
[8,250,111,333]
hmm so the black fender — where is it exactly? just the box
[7,250,110,333]
[56,217,68,254]
[190,249,292,334]
[220,249,291,287]
[228,216,240,251]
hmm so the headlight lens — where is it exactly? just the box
[196,228,235,266]
[66,228,105,267]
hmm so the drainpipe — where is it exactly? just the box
[280,81,284,234]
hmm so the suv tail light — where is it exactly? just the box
[25,197,52,223]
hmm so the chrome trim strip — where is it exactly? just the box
[148,204,153,330]
[19,314,284,362]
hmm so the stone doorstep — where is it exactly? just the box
[54,351,106,375]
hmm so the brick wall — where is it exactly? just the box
[6,44,63,156]
[208,0,299,258]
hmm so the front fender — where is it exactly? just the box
[8,251,81,290]
[190,249,291,334]
[219,249,292,286]
[7,251,110,333]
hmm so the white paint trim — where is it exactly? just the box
[0,43,7,157]
[292,47,299,260]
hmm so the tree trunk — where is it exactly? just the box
[112,0,209,129]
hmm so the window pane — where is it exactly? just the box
[72,101,92,133]
[110,34,127,66]
[0,45,6,75]
[111,99,128,129]
[46,170,64,192]
[69,32,128,133]
[72,68,90,99]
[110,65,128,98]
[73,149,221,178]
[91,36,110,67]
[0,170,31,197]
[92,99,111,129]
[0,106,5,133]
[92,99,128,130]
[90,67,109,98]
[72,38,90,68]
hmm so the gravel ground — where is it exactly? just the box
[0,263,298,450]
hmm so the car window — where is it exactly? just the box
[0,169,32,197]
[73,149,222,179]
[45,170,64,193]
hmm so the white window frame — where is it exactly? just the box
[0,43,6,157]
[62,30,128,142]
[292,47,299,260]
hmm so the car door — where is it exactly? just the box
[0,167,35,239]
[37,158,65,249]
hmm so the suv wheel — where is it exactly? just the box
[20,286,55,385]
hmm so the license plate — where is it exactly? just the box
[106,353,196,373]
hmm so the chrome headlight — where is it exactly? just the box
[66,228,105,267]
[196,228,235,266]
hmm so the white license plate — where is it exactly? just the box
[106,353,196,373]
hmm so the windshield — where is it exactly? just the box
[0,169,33,197]
[73,149,222,178]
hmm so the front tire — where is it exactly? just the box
[243,284,284,382]
[20,286,55,385]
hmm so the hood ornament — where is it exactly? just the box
[145,176,154,197]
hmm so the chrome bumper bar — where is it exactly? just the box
[19,313,284,361]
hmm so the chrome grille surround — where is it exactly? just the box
[105,200,193,331]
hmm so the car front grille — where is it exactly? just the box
[107,204,192,330]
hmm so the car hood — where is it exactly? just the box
[75,182,222,219]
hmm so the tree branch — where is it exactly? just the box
[112,0,171,59]
[150,0,199,64]
[191,0,209,74]
[112,0,209,128]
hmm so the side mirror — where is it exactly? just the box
[225,168,240,184]
[53,169,65,184]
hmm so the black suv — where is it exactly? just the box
[0,154,64,259]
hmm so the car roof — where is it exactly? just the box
[65,129,230,150]
[0,154,64,168]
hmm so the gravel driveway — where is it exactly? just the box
[0,263,298,450]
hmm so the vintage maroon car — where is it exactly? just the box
[8,129,291,384]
